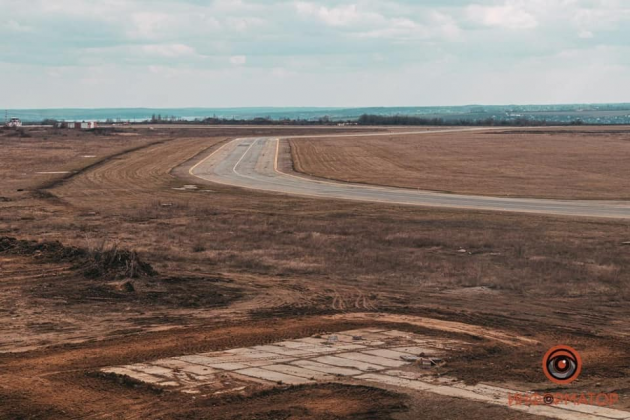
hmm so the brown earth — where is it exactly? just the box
[288,126,630,199]
[1,126,629,418]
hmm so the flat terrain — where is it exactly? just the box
[192,135,630,218]
[289,127,630,199]
[1,126,630,419]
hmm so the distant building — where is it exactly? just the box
[5,117,22,128]
[57,121,98,130]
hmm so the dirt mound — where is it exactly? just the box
[0,237,156,279]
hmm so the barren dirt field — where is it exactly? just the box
[289,127,630,199]
[1,126,630,419]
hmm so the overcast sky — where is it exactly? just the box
[2,0,629,108]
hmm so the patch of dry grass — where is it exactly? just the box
[289,127,630,199]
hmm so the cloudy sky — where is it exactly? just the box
[1,0,629,108]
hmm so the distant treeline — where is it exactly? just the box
[356,114,585,126]
[30,114,593,127]
[147,114,344,125]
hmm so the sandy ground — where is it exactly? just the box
[1,126,629,419]
[289,127,630,199]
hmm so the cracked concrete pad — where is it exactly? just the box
[179,353,295,369]
[126,364,174,377]
[101,327,630,419]
[361,349,418,361]
[252,345,316,357]
[291,360,364,376]
[226,348,289,359]
[168,363,216,376]
[264,364,334,380]
[275,341,340,354]
[202,362,251,371]
[391,346,443,356]
[337,352,408,368]
[152,358,201,370]
[313,355,388,371]
[235,368,313,385]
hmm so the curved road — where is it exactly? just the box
[190,129,630,219]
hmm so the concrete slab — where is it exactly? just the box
[339,331,390,340]
[203,362,250,371]
[167,363,216,376]
[235,368,313,385]
[152,358,201,370]
[361,349,418,361]
[274,340,314,349]
[127,364,174,377]
[102,367,165,384]
[264,364,334,380]
[321,334,356,343]
[177,355,229,366]
[225,348,284,359]
[295,337,329,345]
[253,345,315,357]
[291,360,364,376]
[335,332,389,346]
[101,327,630,419]
[178,354,295,369]
[195,354,253,363]
[276,341,339,354]
[332,344,368,351]
[313,355,388,372]
[391,346,443,356]
[337,352,408,368]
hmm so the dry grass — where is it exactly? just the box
[0,128,162,198]
[289,127,630,199]
[1,128,627,302]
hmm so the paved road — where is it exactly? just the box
[190,130,630,219]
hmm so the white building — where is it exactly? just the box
[57,121,98,130]
[6,118,22,128]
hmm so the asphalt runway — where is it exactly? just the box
[190,129,630,219]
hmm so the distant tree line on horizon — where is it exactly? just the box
[146,113,588,126]
[148,114,343,125]
[25,114,597,127]
[356,114,586,126]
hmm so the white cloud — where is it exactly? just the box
[271,67,294,78]
[229,55,247,65]
[226,17,265,31]
[579,30,594,39]
[467,2,538,29]
[4,20,33,32]
[129,12,170,39]
[142,44,198,58]
[295,2,381,27]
